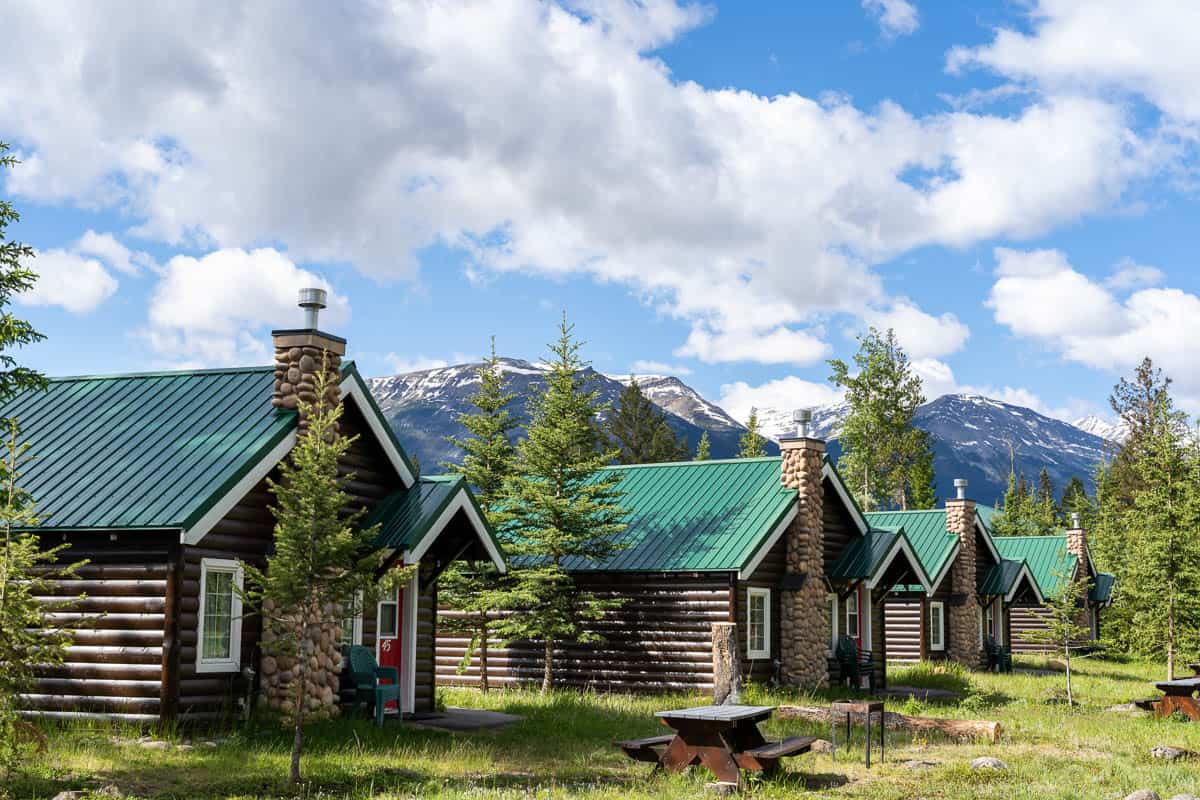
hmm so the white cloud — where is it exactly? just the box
[0,2,1171,366]
[986,247,1200,410]
[1105,258,1164,291]
[628,359,692,376]
[144,247,349,366]
[718,376,844,425]
[862,299,969,359]
[384,355,450,374]
[863,0,918,38]
[948,1,1200,125]
[18,249,118,312]
[75,230,155,275]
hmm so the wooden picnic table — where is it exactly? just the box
[614,704,815,787]
[1153,678,1200,721]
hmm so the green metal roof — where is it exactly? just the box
[365,474,501,560]
[554,457,797,573]
[864,510,958,587]
[827,528,901,581]
[978,558,1029,597]
[1090,572,1116,604]
[992,536,1078,597]
[0,367,294,531]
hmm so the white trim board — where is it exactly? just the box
[1006,562,1044,605]
[182,431,297,545]
[866,534,933,594]
[737,505,798,580]
[340,373,416,489]
[405,490,507,573]
[745,586,771,660]
[822,463,868,535]
[926,539,962,597]
[401,570,418,713]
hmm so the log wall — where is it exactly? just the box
[437,573,732,692]
[736,534,784,684]
[26,533,172,722]
[884,598,923,663]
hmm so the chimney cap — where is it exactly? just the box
[299,287,328,310]
[792,408,813,423]
[953,478,968,500]
[1071,511,1082,529]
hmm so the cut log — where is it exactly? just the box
[777,705,1002,743]
[711,622,741,705]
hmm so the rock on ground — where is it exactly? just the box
[810,739,833,754]
[1150,745,1195,761]
[1168,795,1200,800]
[902,760,939,769]
[1125,791,1160,800]
[970,756,1008,771]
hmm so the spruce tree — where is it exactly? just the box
[828,327,934,511]
[1059,476,1092,527]
[694,431,712,461]
[738,408,767,458]
[1017,559,1092,706]
[499,314,627,692]
[1110,357,1173,499]
[609,378,688,464]
[241,365,386,784]
[1033,468,1059,531]
[0,144,67,774]
[441,340,518,692]
[907,439,938,510]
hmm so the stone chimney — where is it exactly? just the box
[777,408,829,689]
[272,288,345,429]
[1066,511,1087,562]
[945,478,983,668]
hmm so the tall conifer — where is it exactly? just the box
[609,378,688,464]
[694,431,712,461]
[738,409,767,458]
[498,314,626,692]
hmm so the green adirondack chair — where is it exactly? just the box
[985,636,1013,673]
[347,645,401,725]
[834,635,877,693]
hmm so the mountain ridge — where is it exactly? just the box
[366,359,1117,504]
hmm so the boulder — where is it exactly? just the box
[1168,795,1200,800]
[809,739,833,754]
[970,756,1008,771]
[1124,791,1160,800]
[902,760,939,769]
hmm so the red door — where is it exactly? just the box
[376,583,403,713]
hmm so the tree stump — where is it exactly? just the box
[712,622,742,705]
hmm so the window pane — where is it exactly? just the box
[379,603,398,638]
[748,594,765,652]
[202,570,233,661]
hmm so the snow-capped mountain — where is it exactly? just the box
[367,358,767,470]
[367,359,1116,505]
[1071,414,1128,444]
[753,394,1117,504]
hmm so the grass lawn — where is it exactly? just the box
[6,656,1200,799]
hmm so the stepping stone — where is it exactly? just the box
[1125,791,1160,800]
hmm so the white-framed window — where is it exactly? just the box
[929,600,945,651]
[827,593,838,649]
[339,590,364,648]
[983,603,995,644]
[378,587,399,640]
[845,589,859,639]
[197,558,243,673]
[746,587,771,659]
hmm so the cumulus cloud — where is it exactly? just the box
[718,376,844,425]
[1105,258,1165,291]
[18,249,118,312]
[948,1,1200,125]
[0,1,1171,366]
[75,230,155,275]
[985,247,1200,409]
[861,299,969,359]
[862,0,918,38]
[143,248,348,366]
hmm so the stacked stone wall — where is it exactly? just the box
[258,598,345,717]
[945,499,983,668]
[778,439,829,689]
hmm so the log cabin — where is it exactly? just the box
[437,432,935,693]
[874,500,1113,663]
[9,291,504,723]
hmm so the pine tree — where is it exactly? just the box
[441,340,518,692]
[1017,558,1092,706]
[1033,468,1059,531]
[609,378,688,464]
[498,314,627,692]
[907,439,938,509]
[241,365,387,784]
[694,431,711,461]
[1110,357,1173,500]
[0,143,65,774]
[1059,476,1092,527]
[738,408,767,458]
[828,327,934,511]
[1117,401,1200,678]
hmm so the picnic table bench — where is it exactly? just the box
[1152,677,1200,721]
[614,704,815,787]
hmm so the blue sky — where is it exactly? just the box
[3,0,1200,426]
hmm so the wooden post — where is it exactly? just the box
[712,622,741,705]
